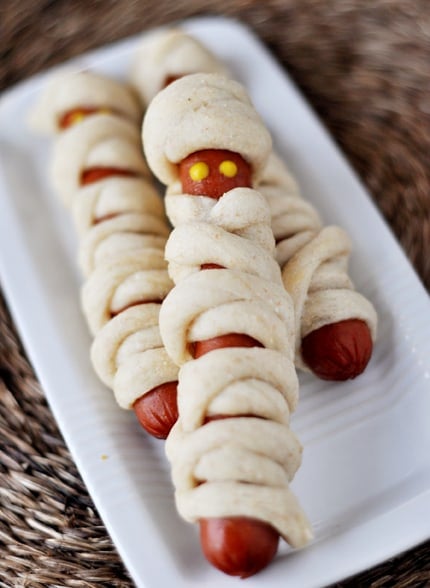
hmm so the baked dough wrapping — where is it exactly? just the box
[28,70,142,134]
[259,153,377,369]
[30,70,178,409]
[130,28,228,106]
[72,175,164,237]
[51,113,150,206]
[143,72,272,186]
[143,73,312,548]
[164,185,279,284]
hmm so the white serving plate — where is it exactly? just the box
[0,16,429,588]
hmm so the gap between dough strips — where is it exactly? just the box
[132,27,378,382]
[28,70,180,439]
[143,72,313,579]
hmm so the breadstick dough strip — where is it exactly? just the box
[175,347,298,429]
[142,73,272,185]
[81,252,173,336]
[78,211,169,276]
[166,183,276,251]
[159,268,294,366]
[28,70,142,134]
[72,176,164,237]
[51,114,149,205]
[130,28,229,105]
[173,477,312,549]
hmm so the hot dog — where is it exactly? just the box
[31,72,179,439]
[133,381,178,439]
[200,516,279,579]
[260,152,377,380]
[301,318,373,380]
[190,330,279,577]
[144,73,311,578]
[57,118,177,439]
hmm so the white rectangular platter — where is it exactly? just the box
[1,16,430,588]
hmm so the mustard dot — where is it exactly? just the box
[219,160,238,178]
[189,161,209,181]
[69,112,86,126]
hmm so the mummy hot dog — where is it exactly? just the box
[133,27,377,381]
[30,71,179,438]
[143,73,312,577]
[259,153,377,379]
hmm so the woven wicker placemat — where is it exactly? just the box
[1,1,430,586]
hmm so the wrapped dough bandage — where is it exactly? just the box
[143,72,271,186]
[30,71,179,436]
[164,185,280,284]
[51,112,150,206]
[71,175,164,238]
[130,28,228,106]
[28,70,142,134]
[259,153,377,379]
[143,73,312,578]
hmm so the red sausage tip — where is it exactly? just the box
[199,517,279,578]
[81,167,137,185]
[301,319,373,381]
[133,381,178,439]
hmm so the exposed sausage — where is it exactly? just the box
[179,149,252,198]
[133,381,178,439]
[200,263,225,270]
[199,516,279,579]
[163,74,182,88]
[81,167,137,185]
[59,107,112,129]
[59,109,137,187]
[178,149,280,576]
[189,328,279,578]
[93,213,119,224]
[301,318,373,380]
[111,300,177,439]
[110,300,163,318]
[131,334,261,439]
[192,333,263,359]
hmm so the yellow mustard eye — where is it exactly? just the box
[219,160,238,178]
[189,161,209,181]
[68,112,86,126]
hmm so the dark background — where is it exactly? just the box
[1,1,430,586]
